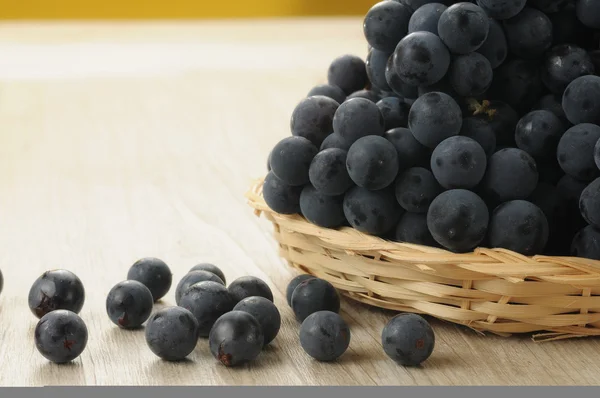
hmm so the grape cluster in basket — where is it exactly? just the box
[264,0,600,258]
[24,261,435,367]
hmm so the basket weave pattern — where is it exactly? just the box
[247,178,600,341]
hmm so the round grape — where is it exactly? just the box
[327,55,368,95]
[431,136,487,189]
[366,49,392,92]
[562,75,600,126]
[503,8,552,59]
[309,148,353,196]
[385,55,419,99]
[474,19,507,70]
[557,123,600,181]
[346,89,381,103]
[320,132,352,151]
[364,1,412,53]
[488,200,549,255]
[300,186,346,229]
[448,52,493,97]
[472,100,519,147]
[346,136,399,191]
[515,110,566,159]
[395,167,442,213]
[459,117,496,157]
[427,189,489,253]
[579,177,600,228]
[576,0,600,29]
[333,98,385,145]
[262,171,302,215]
[392,31,451,87]
[377,97,410,130]
[343,186,403,236]
[541,44,595,95]
[408,3,448,35]
[394,212,438,246]
[270,136,318,186]
[437,3,489,55]
[408,92,463,149]
[307,84,346,105]
[290,96,339,147]
[533,94,570,127]
[384,127,431,170]
[476,0,526,20]
[571,225,600,260]
[488,59,544,115]
[480,148,539,204]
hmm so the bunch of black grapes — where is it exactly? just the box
[264,0,600,259]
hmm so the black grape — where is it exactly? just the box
[327,55,368,95]
[394,212,438,247]
[346,89,381,103]
[309,148,354,196]
[487,200,549,256]
[571,225,600,260]
[448,52,493,97]
[300,186,346,229]
[408,3,448,35]
[270,136,318,186]
[395,167,442,213]
[488,58,544,115]
[290,96,339,147]
[529,0,571,13]
[472,100,519,147]
[384,127,431,170]
[595,138,600,171]
[385,55,420,99]
[364,1,412,53]
[320,132,352,151]
[346,136,399,191]
[333,98,385,145]
[392,31,451,87]
[437,3,489,55]
[459,117,496,157]
[427,189,489,253]
[533,94,570,127]
[503,8,552,59]
[579,177,600,229]
[557,123,600,181]
[263,172,302,215]
[408,92,463,149]
[576,0,600,29]
[431,136,487,189]
[475,18,508,69]
[515,110,566,159]
[541,44,595,95]
[476,0,526,20]
[366,49,392,92]
[377,97,410,130]
[480,148,539,204]
[562,75,600,125]
[343,186,403,236]
[307,84,346,105]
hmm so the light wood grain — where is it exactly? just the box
[0,19,599,386]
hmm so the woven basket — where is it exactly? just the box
[246,177,600,341]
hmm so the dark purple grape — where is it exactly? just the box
[320,132,352,151]
[377,97,410,130]
[576,0,600,29]
[475,18,508,69]
[472,100,519,147]
[557,123,600,181]
[394,212,438,246]
[300,185,346,228]
[533,94,570,127]
[431,136,487,189]
[529,0,571,13]
[541,44,595,95]
[300,311,350,362]
[291,279,340,323]
[579,177,600,228]
[448,52,493,97]
[333,98,385,145]
[480,148,539,204]
[262,171,302,214]
[459,117,496,157]
[392,31,451,86]
[290,96,339,147]
[503,8,553,59]
[571,225,600,259]
[384,127,431,170]
[346,135,399,190]
[209,311,264,367]
[270,136,318,186]
[343,186,403,236]
[385,54,420,99]
[382,313,435,366]
[395,167,442,213]
[309,148,353,196]
[307,84,346,105]
[476,0,526,20]
[366,49,392,92]
[515,110,566,159]
[327,55,368,95]
[408,3,448,35]
[346,89,381,103]
[364,1,412,53]
[437,3,489,54]
[562,75,600,126]
[408,92,463,149]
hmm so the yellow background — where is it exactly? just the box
[0,1,373,19]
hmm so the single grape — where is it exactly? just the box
[320,132,352,151]
[382,313,435,366]
[557,123,600,181]
[327,55,368,95]
[392,31,451,87]
[431,136,487,189]
[385,54,420,99]
[475,18,508,69]
[408,92,463,149]
[364,1,412,53]
[270,136,318,186]
[307,84,346,105]
[427,189,489,253]
[346,136,399,191]
[395,167,442,213]
[571,225,600,260]
[503,8,552,59]
[515,110,566,159]
[377,97,410,130]
[480,148,539,204]
[579,177,600,228]
[209,311,264,367]
[309,148,353,196]
[384,127,431,170]
[286,274,315,307]
[576,0,600,29]
[233,297,281,346]
[408,3,448,35]
[459,117,496,157]
[488,200,549,255]
[562,75,600,126]
[488,58,544,115]
[228,276,274,303]
[290,96,339,147]
[437,3,489,55]
[394,212,438,246]
[262,171,302,215]
[333,98,385,145]
[300,185,346,228]
[541,44,595,95]
[343,186,403,236]
[366,49,392,92]
[533,94,570,127]
[448,52,493,97]
[299,311,350,362]
[291,279,340,323]
[346,89,381,103]
[175,270,224,306]
[476,0,526,20]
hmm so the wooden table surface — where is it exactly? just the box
[0,18,599,386]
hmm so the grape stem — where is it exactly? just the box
[467,98,496,119]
